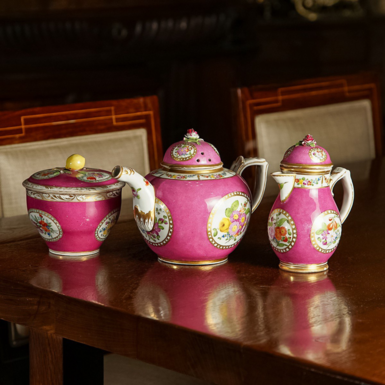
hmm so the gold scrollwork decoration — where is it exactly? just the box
[26,189,121,202]
[124,168,135,175]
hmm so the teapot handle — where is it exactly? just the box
[329,167,354,224]
[230,156,269,214]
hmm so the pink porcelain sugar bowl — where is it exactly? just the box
[23,155,124,257]
[268,135,354,273]
[112,129,269,265]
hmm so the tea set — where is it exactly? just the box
[23,130,354,273]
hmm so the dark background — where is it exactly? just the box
[1,0,384,165]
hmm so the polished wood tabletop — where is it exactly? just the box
[0,159,382,385]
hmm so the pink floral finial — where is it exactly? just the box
[184,128,202,144]
[186,129,199,138]
[294,134,317,147]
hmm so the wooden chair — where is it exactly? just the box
[233,73,383,178]
[0,97,163,218]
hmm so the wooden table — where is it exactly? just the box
[0,159,383,385]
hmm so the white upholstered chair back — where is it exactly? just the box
[0,96,162,218]
[256,99,376,175]
[234,74,382,195]
[0,130,150,217]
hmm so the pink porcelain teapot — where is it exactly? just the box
[268,135,354,273]
[112,129,268,265]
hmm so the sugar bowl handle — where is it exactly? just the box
[329,167,355,224]
[231,156,269,213]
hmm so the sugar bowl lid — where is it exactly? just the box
[281,135,332,172]
[23,154,125,193]
[161,129,223,173]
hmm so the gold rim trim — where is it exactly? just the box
[49,249,100,257]
[279,270,328,283]
[281,162,333,168]
[279,261,329,273]
[281,167,331,175]
[23,179,125,194]
[49,251,99,261]
[112,166,124,179]
[160,161,223,174]
[158,257,228,266]
[280,162,333,175]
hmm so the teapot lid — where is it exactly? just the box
[23,154,124,192]
[161,129,223,174]
[281,135,332,173]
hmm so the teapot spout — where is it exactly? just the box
[112,166,155,231]
[271,172,296,203]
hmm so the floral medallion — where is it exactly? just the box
[29,209,63,242]
[171,143,197,161]
[208,143,220,156]
[95,208,120,241]
[76,171,112,183]
[32,169,61,180]
[268,209,297,253]
[207,192,251,250]
[139,198,173,246]
[283,145,295,160]
[310,210,342,253]
[309,147,327,163]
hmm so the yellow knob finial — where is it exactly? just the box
[66,154,85,170]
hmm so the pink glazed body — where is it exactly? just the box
[26,196,121,254]
[23,162,124,257]
[269,188,340,265]
[268,134,354,272]
[145,173,251,263]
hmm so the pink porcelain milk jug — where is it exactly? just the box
[268,135,354,273]
[112,129,268,265]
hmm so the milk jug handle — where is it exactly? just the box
[329,167,354,224]
[230,156,269,214]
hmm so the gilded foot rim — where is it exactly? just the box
[49,249,100,258]
[279,261,328,273]
[158,257,228,266]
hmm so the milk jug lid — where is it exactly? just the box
[281,135,332,167]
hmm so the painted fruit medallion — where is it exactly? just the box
[268,188,342,264]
